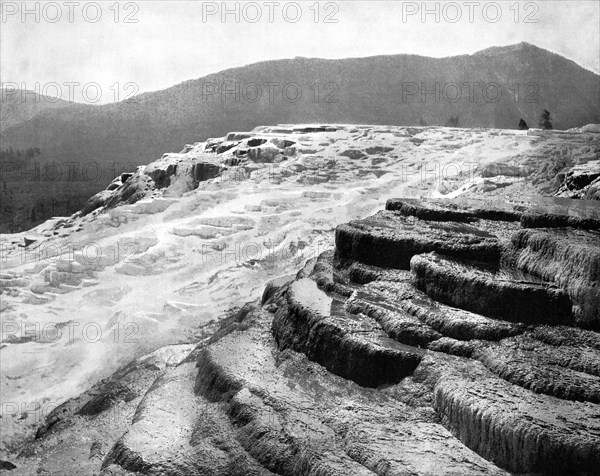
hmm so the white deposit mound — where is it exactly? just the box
[581,124,600,133]
[1,124,599,452]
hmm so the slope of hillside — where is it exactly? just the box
[0,90,76,131]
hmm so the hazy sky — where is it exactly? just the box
[1,0,599,103]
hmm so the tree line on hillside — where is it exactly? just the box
[0,147,41,163]
[0,184,80,233]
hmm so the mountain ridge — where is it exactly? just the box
[3,42,598,128]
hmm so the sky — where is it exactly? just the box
[1,0,599,104]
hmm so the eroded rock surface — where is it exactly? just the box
[410,253,573,325]
[10,196,599,475]
[504,227,600,328]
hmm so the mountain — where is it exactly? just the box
[3,43,599,163]
[0,90,75,131]
[0,42,598,231]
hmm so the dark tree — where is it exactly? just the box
[445,116,459,127]
[539,110,553,130]
[518,118,529,130]
[419,117,427,127]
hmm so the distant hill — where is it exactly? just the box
[2,43,599,170]
[0,90,76,131]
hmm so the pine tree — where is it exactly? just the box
[518,118,529,130]
[539,110,553,130]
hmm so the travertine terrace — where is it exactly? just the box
[1,125,599,475]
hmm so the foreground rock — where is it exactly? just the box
[8,196,599,475]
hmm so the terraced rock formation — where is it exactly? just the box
[7,196,599,475]
[2,124,599,474]
[269,197,600,473]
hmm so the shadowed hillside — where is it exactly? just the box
[0,90,76,131]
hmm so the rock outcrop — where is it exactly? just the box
[410,252,573,325]
[79,131,303,217]
[555,160,600,200]
[504,227,600,328]
[335,212,503,270]
[265,197,600,474]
